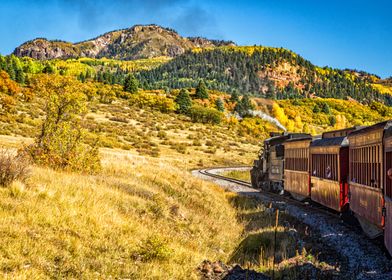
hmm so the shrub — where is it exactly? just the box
[170,143,187,154]
[188,105,223,124]
[109,116,129,123]
[0,148,30,187]
[192,139,202,146]
[135,236,172,262]
[205,140,214,146]
[129,92,176,113]
[26,75,101,173]
[157,131,167,139]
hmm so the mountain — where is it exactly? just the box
[13,24,235,60]
[9,25,391,106]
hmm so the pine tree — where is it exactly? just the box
[329,115,337,126]
[215,98,225,112]
[195,80,209,99]
[15,69,25,84]
[234,95,254,117]
[175,89,192,114]
[230,90,240,102]
[78,72,86,82]
[42,63,55,74]
[123,74,139,94]
[321,103,331,114]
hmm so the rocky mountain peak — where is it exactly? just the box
[13,24,235,60]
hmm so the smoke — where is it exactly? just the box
[249,110,287,131]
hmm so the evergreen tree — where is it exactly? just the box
[175,89,192,114]
[195,80,209,99]
[329,115,337,126]
[215,98,225,112]
[234,95,254,117]
[313,104,321,113]
[78,72,86,82]
[321,103,331,114]
[15,69,25,84]
[123,74,139,94]
[42,63,55,74]
[230,90,240,102]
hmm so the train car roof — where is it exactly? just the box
[311,136,348,147]
[322,126,363,139]
[348,120,392,137]
[264,133,311,146]
[284,135,313,143]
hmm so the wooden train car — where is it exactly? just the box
[347,121,392,238]
[309,128,357,212]
[283,136,312,200]
[384,126,392,255]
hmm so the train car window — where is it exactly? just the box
[311,153,338,181]
[349,145,381,188]
[276,145,284,157]
[285,147,308,172]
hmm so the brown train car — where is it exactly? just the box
[309,128,357,212]
[384,126,392,255]
[348,121,392,238]
[283,136,312,200]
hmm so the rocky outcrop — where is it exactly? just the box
[13,24,235,60]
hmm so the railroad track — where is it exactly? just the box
[198,167,253,188]
[197,167,392,277]
[198,166,361,227]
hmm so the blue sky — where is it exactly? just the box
[0,0,390,77]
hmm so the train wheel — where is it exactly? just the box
[289,192,307,201]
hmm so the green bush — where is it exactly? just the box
[135,236,172,262]
[188,105,223,124]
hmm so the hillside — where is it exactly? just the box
[0,137,244,278]
[137,46,391,105]
[13,24,235,60]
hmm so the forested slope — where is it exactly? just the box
[137,46,391,105]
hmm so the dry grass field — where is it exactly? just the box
[0,136,337,279]
[0,145,244,279]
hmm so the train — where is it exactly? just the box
[250,121,392,255]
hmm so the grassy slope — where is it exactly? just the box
[0,147,243,279]
[0,87,261,278]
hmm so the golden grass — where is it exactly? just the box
[227,195,334,278]
[0,148,243,279]
[222,169,251,182]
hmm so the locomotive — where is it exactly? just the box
[251,122,392,255]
